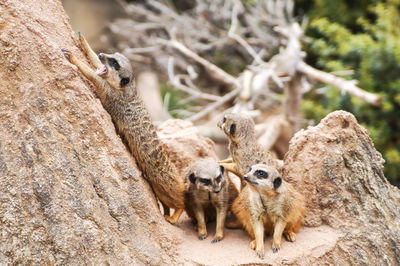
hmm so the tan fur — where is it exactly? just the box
[218,113,280,188]
[232,164,305,259]
[62,33,185,224]
[184,158,238,243]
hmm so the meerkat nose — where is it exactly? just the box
[98,53,104,60]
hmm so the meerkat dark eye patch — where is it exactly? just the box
[229,124,236,135]
[273,177,282,190]
[200,178,211,186]
[189,173,196,184]
[120,77,130,87]
[216,174,222,183]
[254,170,268,179]
[219,165,224,175]
[108,58,120,70]
[222,116,226,123]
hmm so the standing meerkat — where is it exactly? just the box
[218,113,281,188]
[62,33,185,224]
[184,158,238,243]
[232,164,305,259]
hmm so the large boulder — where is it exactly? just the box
[0,0,179,264]
[283,110,400,265]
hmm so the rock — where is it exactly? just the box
[158,119,218,174]
[283,110,400,265]
[0,0,179,264]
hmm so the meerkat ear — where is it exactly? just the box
[189,173,196,184]
[229,123,236,135]
[273,176,282,190]
[220,165,225,175]
[120,77,130,87]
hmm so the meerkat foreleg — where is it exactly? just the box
[62,49,106,91]
[272,219,286,253]
[220,162,241,178]
[219,158,233,164]
[77,32,104,68]
[212,205,228,243]
[250,219,265,259]
[193,205,207,240]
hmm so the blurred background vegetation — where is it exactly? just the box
[63,0,400,186]
[296,0,400,186]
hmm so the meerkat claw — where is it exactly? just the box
[198,235,206,240]
[257,251,264,259]
[211,237,222,243]
[272,246,280,253]
[61,48,71,59]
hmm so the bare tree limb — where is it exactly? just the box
[167,57,222,102]
[187,86,241,122]
[298,61,381,106]
[158,39,239,88]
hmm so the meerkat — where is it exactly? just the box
[218,113,281,188]
[184,158,238,243]
[62,33,185,224]
[232,164,305,259]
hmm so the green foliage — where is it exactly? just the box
[297,0,400,186]
[160,83,192,118]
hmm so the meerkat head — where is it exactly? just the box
[218,113,256,143]
[96,52,134,90]
[186,158,226,194]
[244,164,282,196]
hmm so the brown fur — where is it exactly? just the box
[232,164,305,259]
[184,158,238,243]
[62,33,185,224]
[218,113,280,188]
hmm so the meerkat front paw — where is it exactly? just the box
[61,48,71,60]
[198,233,207,240]
[165,215,178,225]
[271,242,281,253]
[284,231,296,242]
[211,235,223,243]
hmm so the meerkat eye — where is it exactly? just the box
[120,77,130,87]
[200,178,211,186]
[254,170,268,179]
[108,58,120,70]
[216,174,222,183]
[229,123,236,135]
[222,116,226,123]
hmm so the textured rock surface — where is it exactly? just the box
[0,0,180,264]
[158,119,218,174]
[283,110,400,265]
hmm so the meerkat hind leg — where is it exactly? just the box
[284,229,296,242]
[225,219,242,229]
[165,208,184,225]
[161,202,170,216]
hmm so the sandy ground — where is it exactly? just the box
[172,212,340,265]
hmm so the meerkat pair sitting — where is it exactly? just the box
[184,158,238,243]
[218,113,305,258]
[218,113,281,189]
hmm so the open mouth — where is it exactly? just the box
[96,65,108,76]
